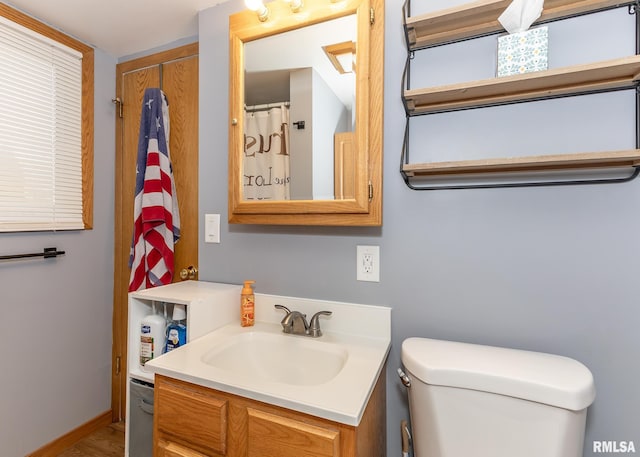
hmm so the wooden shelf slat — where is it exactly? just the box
[404,55,640,115]
[405,0,633,50]
[402,150,640,177]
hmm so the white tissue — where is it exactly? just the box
[498,0,545,34]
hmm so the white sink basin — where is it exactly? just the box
[200,331,348,386]
[144,312,390,425]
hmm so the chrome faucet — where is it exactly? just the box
[280,308,308,335]
[275,304,332,337]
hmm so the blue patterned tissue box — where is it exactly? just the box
[497,26,548,77]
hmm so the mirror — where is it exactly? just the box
[229,0,383,225]
[243,14,356,201]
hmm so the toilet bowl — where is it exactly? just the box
[400,337,596,457]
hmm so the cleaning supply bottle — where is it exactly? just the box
[240,280,255,327]
[164,304,187,353]
[140,302,166,369]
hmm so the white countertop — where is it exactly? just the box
[144,294,391,426]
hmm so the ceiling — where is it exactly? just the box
[4,0,228,57]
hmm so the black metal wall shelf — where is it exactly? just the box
[401,0,640,190]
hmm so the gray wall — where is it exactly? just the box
[200,1,640,456]
[0,49,116,456]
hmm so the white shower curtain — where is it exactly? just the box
[243,104,290,201]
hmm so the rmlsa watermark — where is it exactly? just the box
[593,441,636,453]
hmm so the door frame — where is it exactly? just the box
[112,43,199,421]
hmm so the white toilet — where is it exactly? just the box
[400,337,596,457]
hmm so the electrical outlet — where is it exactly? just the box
[357,245,380,282]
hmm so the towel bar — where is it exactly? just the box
[0,247,65,261]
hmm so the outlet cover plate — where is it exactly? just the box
[357,245,380,282]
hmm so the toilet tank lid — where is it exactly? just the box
[401,338,596,411]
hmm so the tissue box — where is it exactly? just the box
[497,26,548,77]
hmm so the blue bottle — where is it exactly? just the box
[165,304,187,353]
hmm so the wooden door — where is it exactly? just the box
[112,43,199,420]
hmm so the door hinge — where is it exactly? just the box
[115,356,121,375]
[112,97,123,118]
[370,7,375,25]
[368,181,374,201]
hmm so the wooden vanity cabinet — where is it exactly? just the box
[153,372,386,457]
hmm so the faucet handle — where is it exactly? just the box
[274,304,291,314]
[308,311,332,338]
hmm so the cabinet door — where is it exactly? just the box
[156,378,228,456]
[246,407,340,457]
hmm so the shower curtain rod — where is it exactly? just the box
[245,101,290,112]
[0,247,65,261]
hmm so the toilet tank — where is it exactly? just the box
[401,338,596,457]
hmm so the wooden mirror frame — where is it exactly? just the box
[228,0,383,226]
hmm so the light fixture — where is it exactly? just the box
[322,41,356,74]
[283,0,304,13]
[245,0,269,21]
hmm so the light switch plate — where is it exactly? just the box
[204,213,220,243]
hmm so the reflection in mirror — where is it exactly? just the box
[243,15,357,201]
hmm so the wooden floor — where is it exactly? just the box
[57,422,125,457]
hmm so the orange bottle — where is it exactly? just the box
[240,280,255,327]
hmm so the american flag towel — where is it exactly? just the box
[128,88,180,292]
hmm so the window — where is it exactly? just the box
[0,5,93,231]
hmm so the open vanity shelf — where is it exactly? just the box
[401,0,640,189]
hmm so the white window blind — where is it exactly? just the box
[0,15,83,232]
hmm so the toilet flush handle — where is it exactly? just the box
[397,368,411,388]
